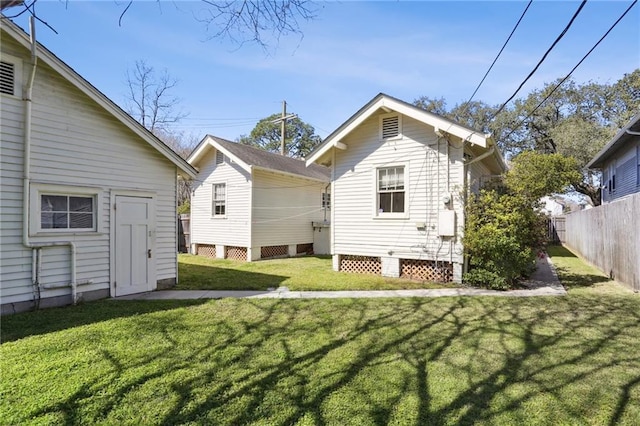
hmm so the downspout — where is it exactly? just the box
[625,130,640,136]
[22,17,78,305]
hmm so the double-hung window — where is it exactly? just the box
[212,183,226,217]
[377,166,405,215]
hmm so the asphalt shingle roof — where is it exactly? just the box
[208,136,330,182]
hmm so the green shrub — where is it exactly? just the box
[464,189,545,289]
[463,268,509,290]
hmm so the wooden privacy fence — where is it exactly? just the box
[564,193,640,291]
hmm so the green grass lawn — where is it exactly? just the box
[177,254,458,291]
[1,247,639,425]
[547,245,633,295]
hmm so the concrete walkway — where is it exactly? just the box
[117,256,565,301]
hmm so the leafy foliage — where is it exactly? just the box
[463,190,544,288]
[415,70,640,206]
[237,113,322,158]
[504,151,581,202]
[463,151,579,289]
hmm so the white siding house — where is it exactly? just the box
[188,136,330,261]
[586,111,640,204]
[0,19,196,314]
[306,93,506,283]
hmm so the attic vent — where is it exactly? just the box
[0,61,15,96]
[215,150,224,164]
[381,115,400,139]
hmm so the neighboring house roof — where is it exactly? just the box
[586,111,640,169]
[1,18,197,178]
[188,135,331,182]
[306,92,506,172]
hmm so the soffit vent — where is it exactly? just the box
[0,61,15,96]
[381,115,399,139]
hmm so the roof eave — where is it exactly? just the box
[1,19,196,178]
[306,93,490,166]
[188,135,252,174]
[586,111,640,169]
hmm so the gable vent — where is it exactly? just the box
[381,115,400,139]
[0,61,15,96]
[215,150,224,164]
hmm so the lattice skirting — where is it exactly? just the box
[261,245,288,259]
[339,255,381,275]
[296,243,314,255]
[225,246,247,261]
[196,244,216,258]
[400,259,453,282]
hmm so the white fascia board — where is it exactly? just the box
[306,97,387,165]
[2,21,197,178]
[190,136,252,174]
[388,101,488,148]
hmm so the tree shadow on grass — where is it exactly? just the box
[553,268,611,289]
[547,245,612,289]
[0,299,207,343]
[4,296,640,425]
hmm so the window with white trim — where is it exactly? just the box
[322,191,331,209]
[380,113,401,140]
[30,184,102,234]
[377,166,405,214]
[40,194,95,230]
[212,183,226,216]
[607,162,616,193]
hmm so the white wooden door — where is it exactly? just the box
[114,196,155,296]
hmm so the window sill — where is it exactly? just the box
[211,216,227,220]
[373,214,409,220]
[30,231,105,237]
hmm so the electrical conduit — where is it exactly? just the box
[21,17,78,305]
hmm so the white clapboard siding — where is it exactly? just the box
[191,148,251,247]
[1,36,180,305]
[252,169,326,247]
[332,112,465,263]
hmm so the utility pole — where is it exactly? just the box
[271,100,297,156]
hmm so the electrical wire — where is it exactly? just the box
[464,0,533,107]
[492,0,587,119]
[501,0,638,143]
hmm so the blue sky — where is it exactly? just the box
[9,1,640,143]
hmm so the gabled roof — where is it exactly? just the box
[306,93,504,168]
[188,135,330,182]
[586,111,640,169]
[0,18,197,178]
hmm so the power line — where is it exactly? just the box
[501,0,638,144]
[464,0,533,106]
[492,0,587,119]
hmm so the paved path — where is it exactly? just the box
[117,256,565,301]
